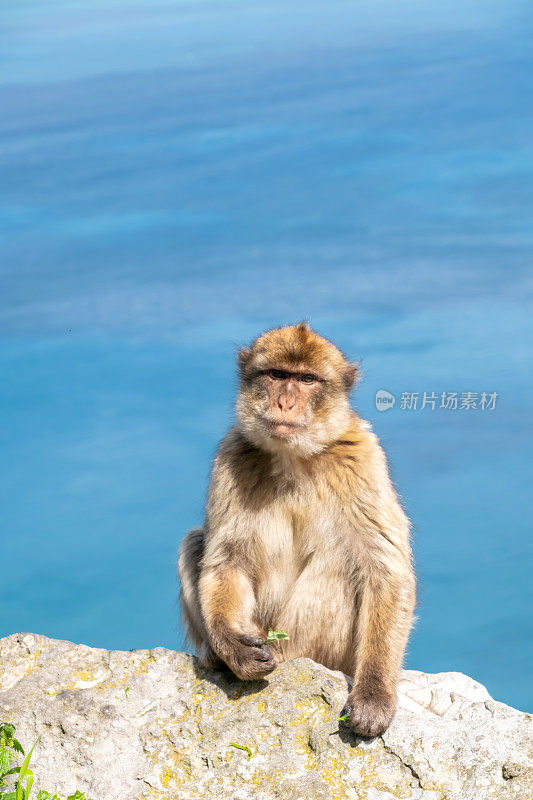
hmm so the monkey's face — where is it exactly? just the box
[251,367,324,439]
[236,323,357,457]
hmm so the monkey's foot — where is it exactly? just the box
[212,630,277,681]
[346,687,396,738]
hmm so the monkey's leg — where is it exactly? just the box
[347,571,415,738]
[178,528,223,669]
[199,567,276,681]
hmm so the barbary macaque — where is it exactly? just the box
[178,322,415,737]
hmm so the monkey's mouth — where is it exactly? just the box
[262,418,306,437]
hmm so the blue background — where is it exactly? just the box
[1,0,532,710]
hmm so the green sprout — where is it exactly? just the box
[0,725,24,756]
[338,712,350,723]
[0,723,39,800]
[0,724,93,800]
[264,629,289,643]
[124,687,130,700]
[229,743,253,760]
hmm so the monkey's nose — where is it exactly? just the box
[278,393,295,412]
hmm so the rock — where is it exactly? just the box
[0,633,531,800]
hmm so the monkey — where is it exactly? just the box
[178,322,415,738]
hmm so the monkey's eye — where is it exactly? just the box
[299,373,317,384]
[267,369,288,380]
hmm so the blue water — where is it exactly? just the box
[1,0,532,710]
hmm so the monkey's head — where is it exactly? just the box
[236,322,357,457]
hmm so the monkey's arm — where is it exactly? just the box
[198,448,276,680]
[198,564,276,680]
[344,441,416,737]
[348,554,415,737]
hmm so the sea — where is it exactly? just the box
[1,0,532,710]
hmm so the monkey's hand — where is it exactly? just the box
[211,629,277,681]
[346,684,396,738]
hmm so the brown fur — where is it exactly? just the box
[178,323,415,737]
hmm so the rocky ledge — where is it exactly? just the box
[0,633,531,800]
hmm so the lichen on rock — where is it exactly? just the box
[0,633,531,800]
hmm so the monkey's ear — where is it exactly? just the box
[296,320,311,332]
[237,347,253,372]
[344,362,358,391]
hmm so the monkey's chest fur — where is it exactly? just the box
[251,494,357,674]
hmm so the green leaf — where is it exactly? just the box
[0,791,16,800]
[0,726,16,749]
[16,738,39,800]
[67,791,93,800]
[16,769,33,800]
[124,687,130,700]
[23,772,33,800]
[338,712,350,722]
[229,743,253,761]
[11,743,23,758]
[264,629,289,643]
[36,791,60,800]
[0,749,12,779]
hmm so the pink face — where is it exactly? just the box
[259,367,323,438]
